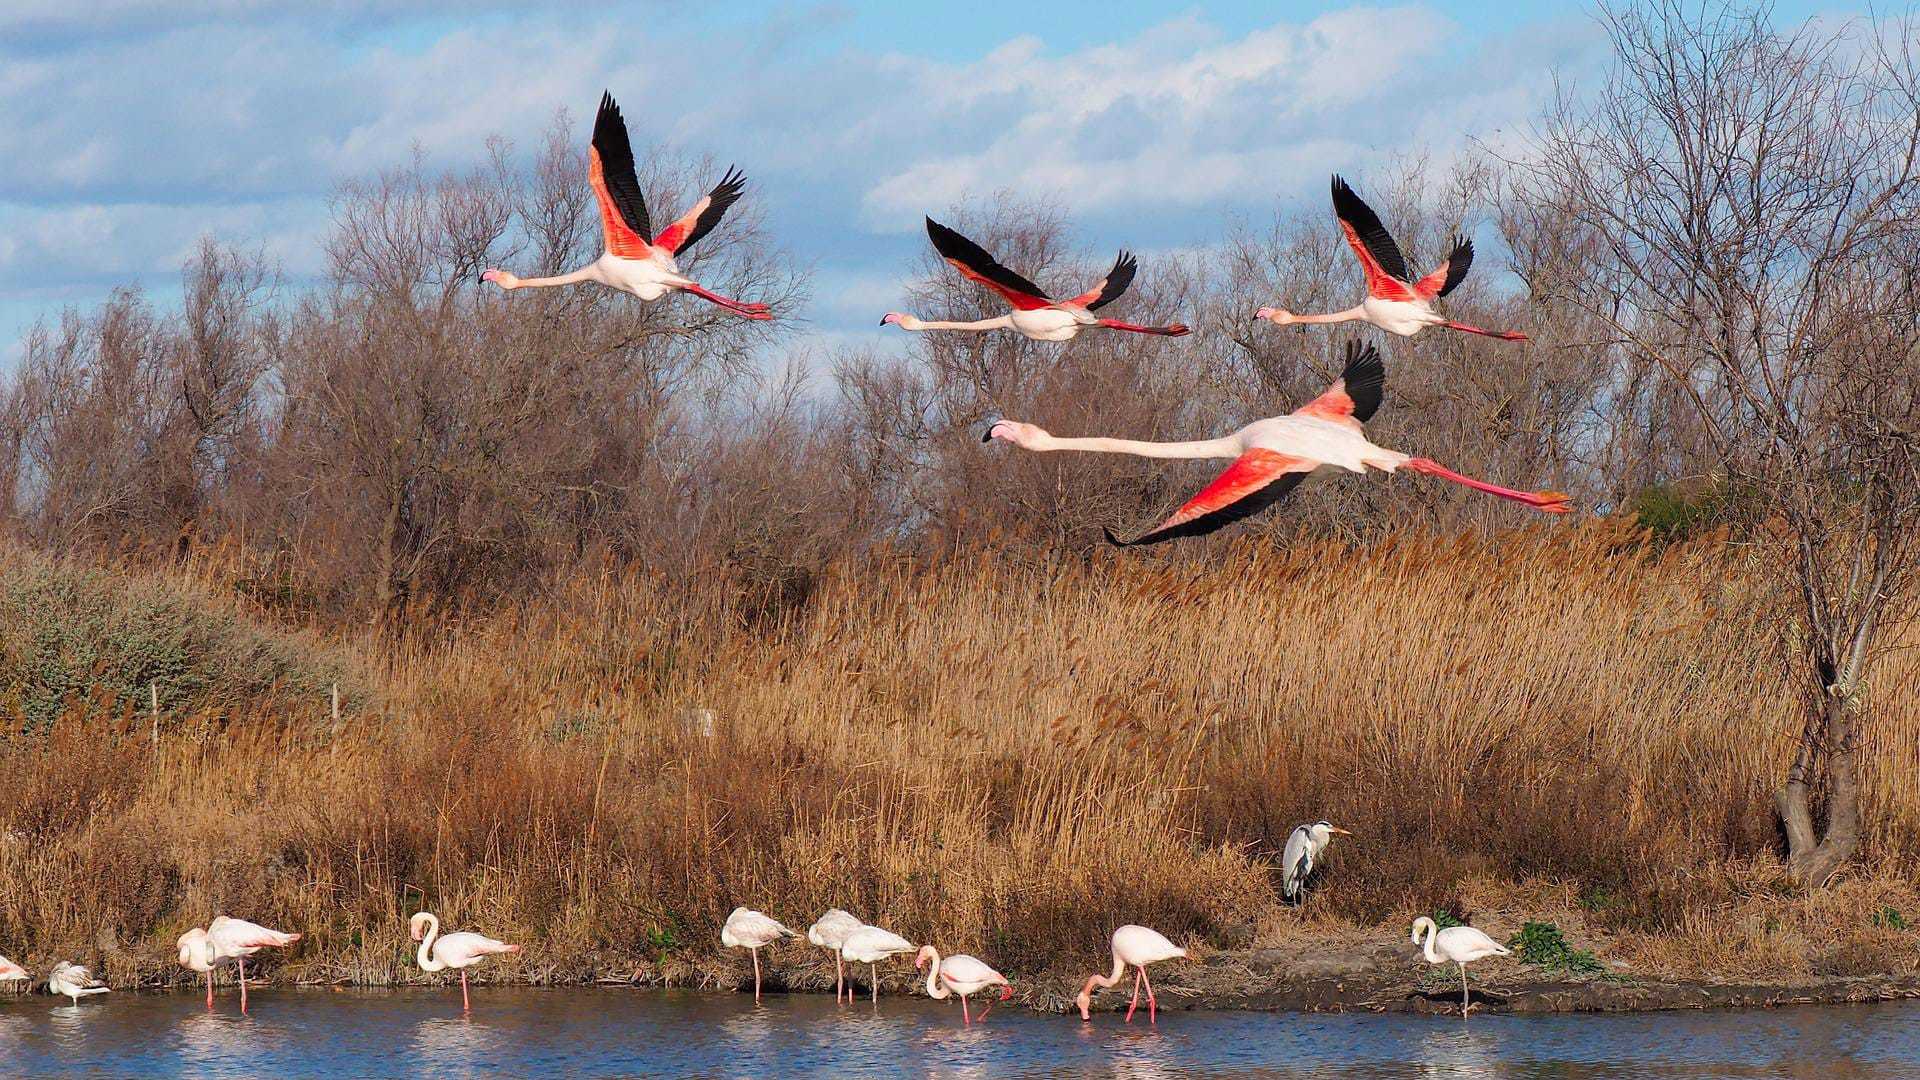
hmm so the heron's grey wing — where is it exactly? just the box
[1281,826,1313,898]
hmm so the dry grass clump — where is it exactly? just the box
[0,523,1916,990]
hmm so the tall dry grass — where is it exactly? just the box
[1,523,1916,992]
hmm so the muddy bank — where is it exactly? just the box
[1027,941,1920,1017]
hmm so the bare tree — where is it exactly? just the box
[1516,1,1920,883]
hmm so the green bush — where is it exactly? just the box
[1507,920,1606,975]
[0,555,356,732]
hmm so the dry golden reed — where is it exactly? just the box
[1,521,1916,992]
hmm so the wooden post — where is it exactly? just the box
[150,682,160,747]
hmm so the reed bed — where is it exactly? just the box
[1,523,1916,992]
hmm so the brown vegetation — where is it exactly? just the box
[1,525,1917,993]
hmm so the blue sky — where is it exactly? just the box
[0,1,1841,361]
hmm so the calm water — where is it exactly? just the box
[1,988,1918,1078]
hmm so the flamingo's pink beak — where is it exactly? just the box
[879,313,899,326]
[998,984,1013,1001]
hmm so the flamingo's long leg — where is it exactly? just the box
[1096,318,1189,337]
[1460,964,1470,1018]
[1126,969,1142,1022]
[679,282,773,319]
[752,947,762,1003]
[961,993,971,1025]
[1439,320,1528,342]
[238,958,248,1015]
[1403,458,1571,513]
[1141,967,1158,1024]
[871,962,879,1003]
[205,971,214,1010]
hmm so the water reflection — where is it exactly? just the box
[0,989,1918,1078]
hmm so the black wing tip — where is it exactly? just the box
[1339,341,1387,423]
[1103,525,1142,547]
[925,217,970,254]
[713,166,748,199]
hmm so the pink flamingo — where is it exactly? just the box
[481,92,771,320]
[206,916,301,1014]
[882,218,1189,340]
[1075,925,1187,1023]
[840,924,915,1003]
[722,907,799,1003]
[176,928,228,1009]
[987,342,1571,545]
[1258,176,1527,341]
[916,944,1012,1025]
[806,909,864,1004]
[0,955,27,984]
[410,911,520,1014]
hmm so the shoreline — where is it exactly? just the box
[97,950,1913,1018]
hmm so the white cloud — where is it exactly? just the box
[0,2,1580,353]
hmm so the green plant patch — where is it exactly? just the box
[1507,920,1606,975]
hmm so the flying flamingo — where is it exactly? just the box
[47,962,110,1005]
[480,92,771,320]
[0,955,27,984]
[1257,176,1527,342]
[915,944,1012,1025]
[203,916,301,1014]
[722,907,799,1003]
[881,218,1189,341]
[1075,925,1187,1024]
[985,342,1571,545]
[1411,917,1512,1017]
[806,909,864,1004]
[1281,821,1352,904]
[409,911,520,1014]
[839,924,915,1003]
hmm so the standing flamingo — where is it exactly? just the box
[1257,176,1527,341]
[177,928,229,1009]
[47,962,110,1005]
[881,218,1189,340]
[806,909,864,1004]
[409,911,520,1014]
[915,945,1012,1025]
[206,916,301,1015]
[722,907,799,1003]
[1075,925,1188,1023]
[986,342,1571,545]
[839,924,915,1003]
[1410,917,1511,1017]
[0,955,27,983]
[480,92,771,320]
[1281,821,1352,904]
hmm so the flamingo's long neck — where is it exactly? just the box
[504,267,599,290]
[1019,434,1242,460]
[1417,922,1441,964]
[416,915,445,973]
[902,315,1012,332]
[1091,949,1125,992]
[1292,305,1367,326]
[921,948,949,999]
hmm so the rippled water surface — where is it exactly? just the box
[2,988,1919,1077]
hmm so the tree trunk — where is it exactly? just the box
[1775,691,1862,887]
[374,485,404,615]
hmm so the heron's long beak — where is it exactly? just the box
[1330,827,1353,836]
